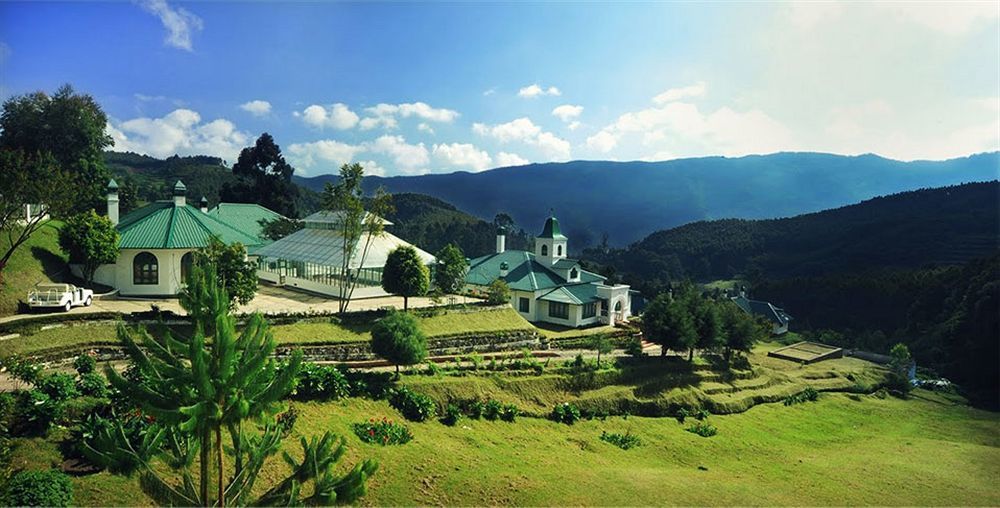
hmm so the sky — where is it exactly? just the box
[1,1,998,177]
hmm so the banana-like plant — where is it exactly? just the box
[86,261,377,506]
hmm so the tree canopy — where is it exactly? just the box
[433,243,468,295]
[370,310,427,375]
[640,292,697,358]
[195,237,258,308]
[381,246,429,311]
[58,211,120,283]
[220,133,300,218]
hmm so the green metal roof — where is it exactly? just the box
[466,249,603,292]
[107,179,118,190]
[207,203,285,242]
[117,201,264,249]
[537,283,602,305]
[538,216,567,240]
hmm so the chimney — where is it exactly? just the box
[106,179,119,226]
[199,196,208,213]
[495,226,506,254]
[499,261,509,278]
[172,180,187,207]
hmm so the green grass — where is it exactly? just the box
[0,221,67,317]
[535,323,618,340]
[11,389,998,506]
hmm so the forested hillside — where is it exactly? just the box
[295,152,999,247]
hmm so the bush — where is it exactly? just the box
[0,355,42,387]
[441,404,462,426]
[600,430,641,450]
[500,404,519,423]
[293,363,351,400]
[686,421,718,437]
[784,387,820,406]
[16,391,64,435]
[73,353,97,375]
[353,417,413,446]
[36,373,79,402]
[0,392,14,429]
[277,406,299,436]
[467,400,485,420]
[423,361,443,376]
[675,407,690,424]
[624,337,645,357]
[77,372,108,398]
[551,402,582,425]
[483,399,503,421]
[694,409,710,421]
[1,469,74,507]
[388,386,436,422]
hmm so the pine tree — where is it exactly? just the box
[86,263,376,506]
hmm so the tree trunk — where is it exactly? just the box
[395,364,400,378]
[688,348,694,362]
[216,425,224,507]
[596,351,601,367]
[200,428,210,506]
[660,346,667,357]
[404,296,408,311]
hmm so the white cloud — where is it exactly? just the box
[432,143,492,172]
[107,108,248,162]
[299,103,359,130]
[567,121,582,131]
[873,2,999,36]
[369,135,430,173]
[474,117,571,160]
[586,130,618,153]
[417,122,435,135]
[239,100,272,117]
[286,139,363,174]
[518,84,562,98]
[360,102,459,130]
[495,151,529,167]
[359,115,398,130]
[552,104,583,122]
[483,87,497,96]
[357,160,386,177]
[652,82,706,105]
[137,0,203,51]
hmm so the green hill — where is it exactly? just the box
[0,222,67,316]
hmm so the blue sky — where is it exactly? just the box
[1,1,997,177]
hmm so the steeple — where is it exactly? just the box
[535,213,567,265]
[172,180,187,207]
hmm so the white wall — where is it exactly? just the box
[94,249,195,296]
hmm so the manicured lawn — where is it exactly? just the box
[11,389,998,506]
[0,221,67,317]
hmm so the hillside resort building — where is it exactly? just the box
[466,216,633,327]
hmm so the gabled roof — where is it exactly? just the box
[207,203,285,242]
[466,250,603,292]
[117,201,264,249]
[252,227,433,269]
[551,258,580,270]
[732,296,792,326]
[537,283,601,305]
[538,216,567,240]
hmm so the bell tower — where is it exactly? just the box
[535,213,567,265]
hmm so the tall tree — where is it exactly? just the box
[640,292,697,358]
[0,85,113,213]
[220,133,300,218]
[88,263,376,506]
[322,163,394,313]
[258,217,303,241]
[433,243,469,295]
[58,211,120,283]
[196,237,258,308]
[690,295,723,360]
[370,309,427,376]
[720,302,767,360]
[0,149,74,283]
[381,246,429,311]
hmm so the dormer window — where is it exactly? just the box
[570,267,578,279]
[541,245,548,256]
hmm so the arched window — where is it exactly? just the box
[557,245,563,256]
[570,267,578,279]
[180,252,195,283]
[541,245,548,256]
[133,252,159,285]
[615,300,623,311]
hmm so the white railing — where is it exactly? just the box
[28,289,66,305]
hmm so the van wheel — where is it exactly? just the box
[84,296,93,307]
[64,302,72,312]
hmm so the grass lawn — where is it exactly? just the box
[10,389,998,506]
[535,322,618,340]
[0,221,67,317]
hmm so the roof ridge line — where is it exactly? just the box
[165,203,180,247]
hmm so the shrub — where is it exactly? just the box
[388,386,436,422]
[686,421,718,437]
[353,417,413,446]
[784,387,820,406]
[500,404,519,423]
[0,392,14,429]
[423,361,443,376]
[16,391,64,435]
[36,373,79,402]
[551,402,582,425]
[293,363,351,400]
[675,407,690,424]
[73,353,97,375]
[0,355,42,387]
[1,469,74,507]
[600,430,641,450]
[571,354,585,370]
[277,406,299,436]
[441,404,462,426]
[624,337,645,357]
[483,399,503,421]
[467,400,485,419]
[77,372,108,398]
[694,409,710,421]
[485,279,511,305]
[468,353,485,371]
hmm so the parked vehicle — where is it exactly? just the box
[27,283,94,312]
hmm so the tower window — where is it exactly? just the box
[541,245,548,256]
[557,245,563,256]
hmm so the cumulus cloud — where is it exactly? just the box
[368,135,430,173]
[652,82,706,105]
[551,104,583,122]
[298,103,359,130]
[417,122,435,135]
[286,139,363,173]
[495,151,529,167]
[107,108,248,162]
[360,102,459,131]
[518,84,561,98]
[474,117,571,160]
[239,100,272,117]
[137,0,203,51]
[432,143,492,172]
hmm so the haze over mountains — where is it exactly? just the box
[294,152,1000,247]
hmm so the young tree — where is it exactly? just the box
[322,163,394,314]
[589,333,614,367]
[720,302,767,360]
[370,309,427,376]
[88,263,376,506]
[58,211,120,284]
[258,217,303,241]
[196,237,257,308]
[690,296,723,360]
[0,149,74,283]
[220,133,300,218]
[486,278,511,305]
[887,342,913,394]
[433,243,468,295]
[640,292,697,358]
[381,246,429,311]
[0,85,113,213]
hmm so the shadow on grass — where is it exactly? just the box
[30,245,67,282]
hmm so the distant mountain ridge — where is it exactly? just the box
[294,152,1000,247]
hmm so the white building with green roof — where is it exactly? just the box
[466,215,633,327]
[85,180,269,296]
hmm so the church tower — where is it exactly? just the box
[536,214,567,265]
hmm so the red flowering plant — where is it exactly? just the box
[353,417,413,445]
